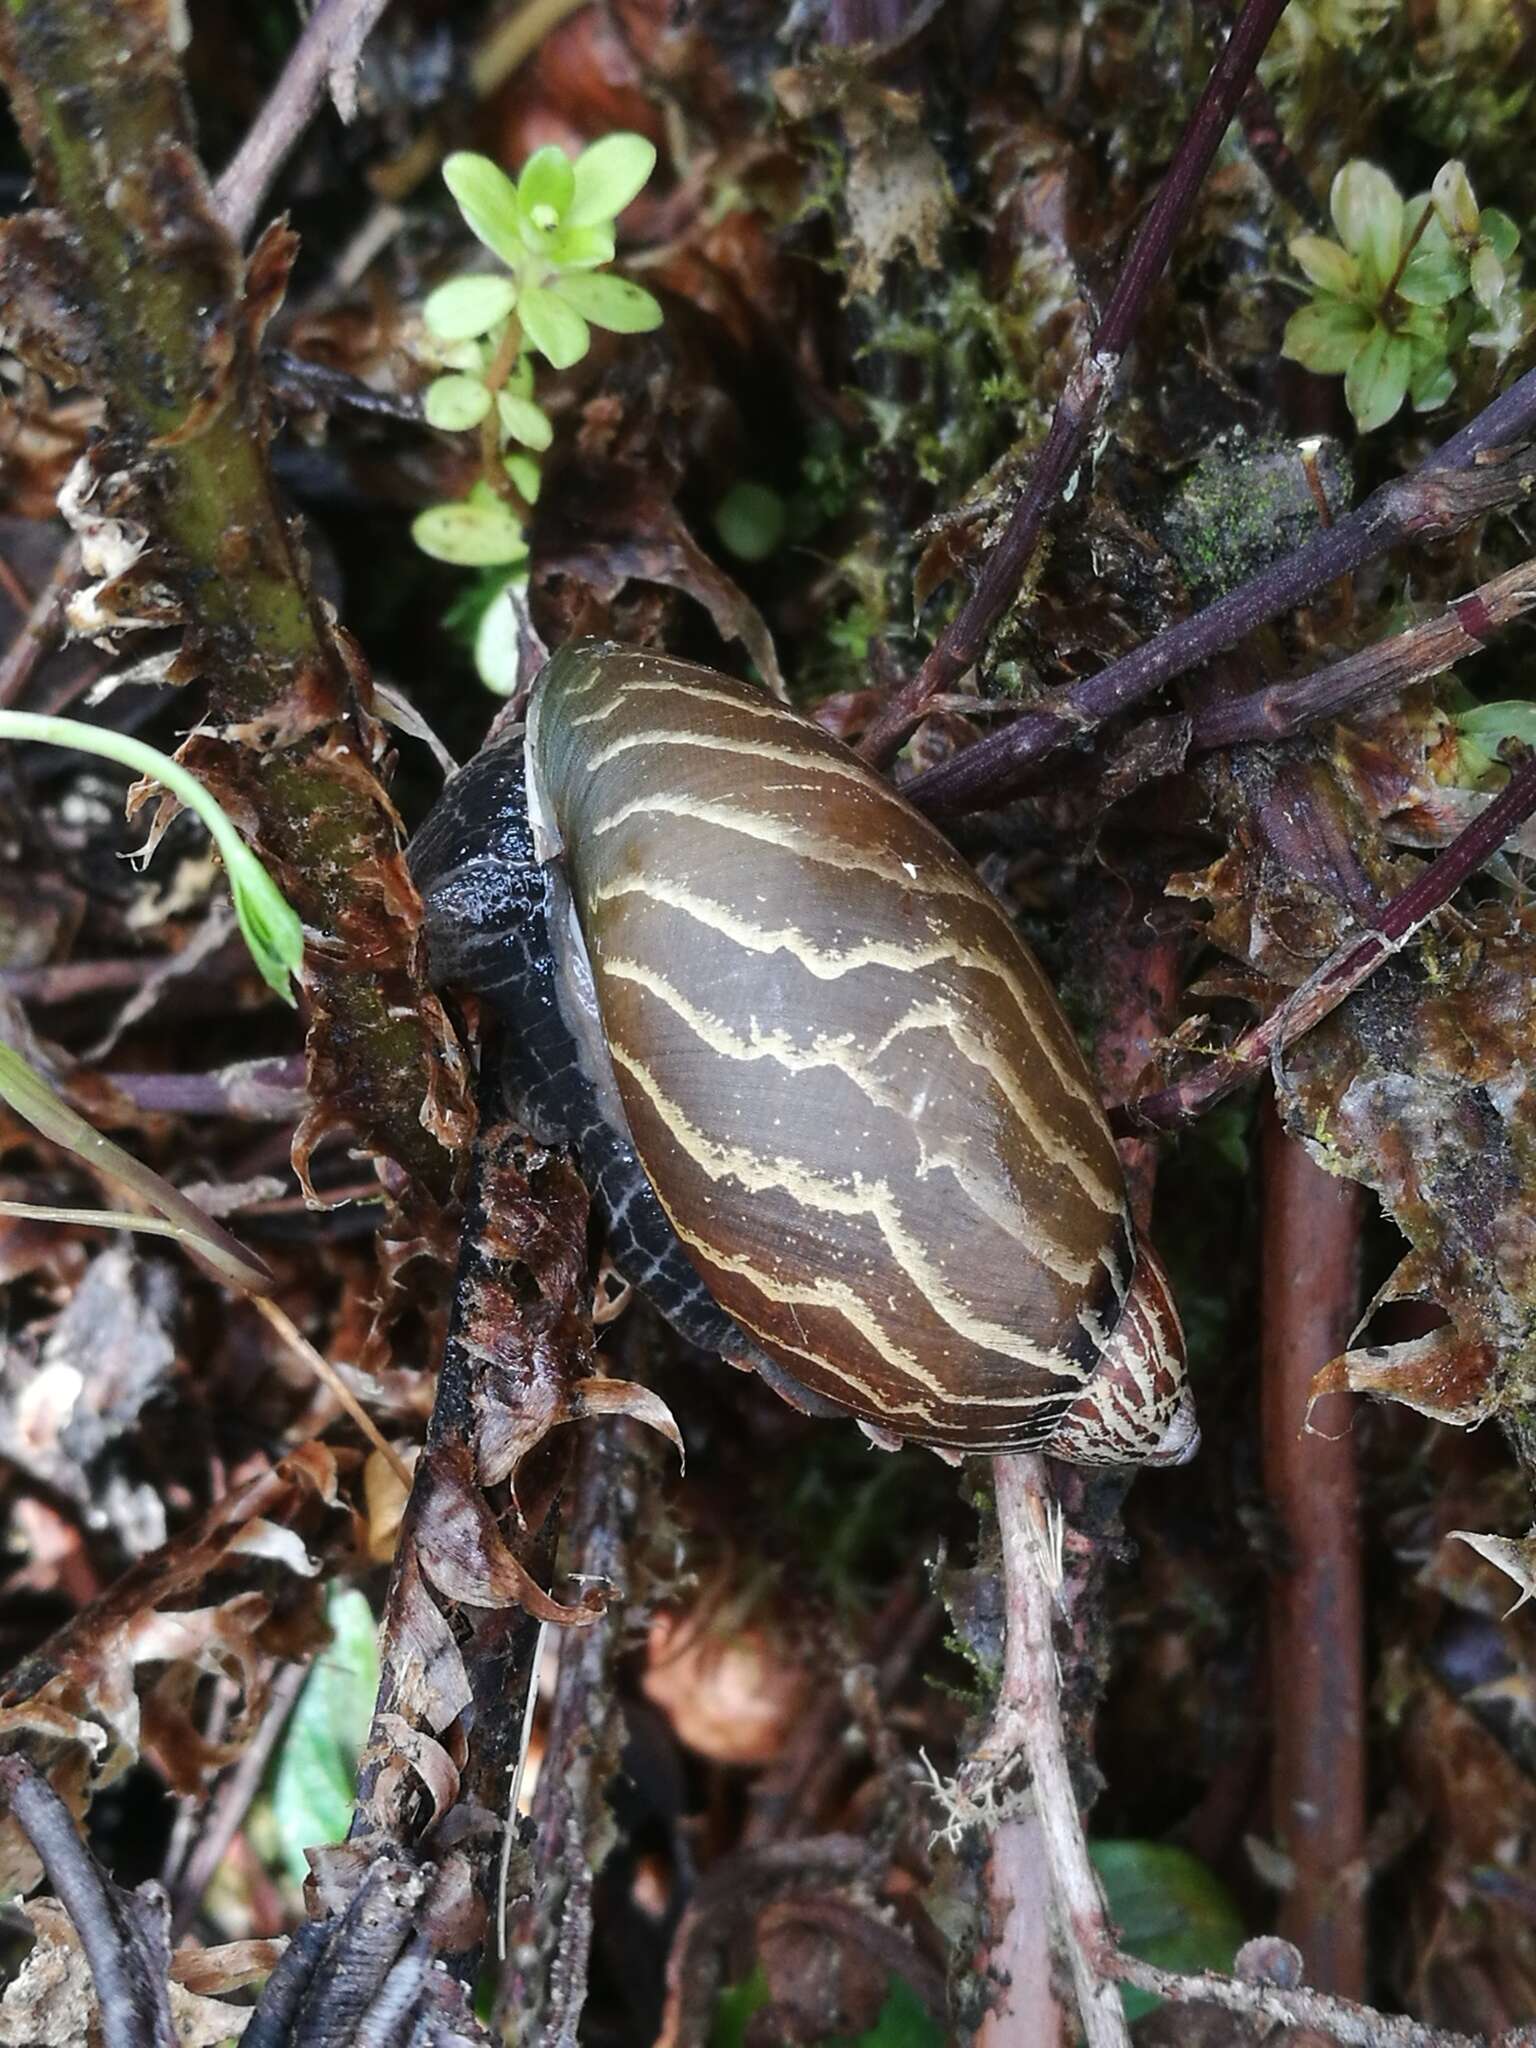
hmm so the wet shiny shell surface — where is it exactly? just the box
[528,642,1136,1453]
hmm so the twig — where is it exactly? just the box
[0,539,78,710]
[167,1660,308,1940]
[1105,1951,1487,2046]
[976,1456,1128,2048]
[1121,736,1536,1130]
[468,0,590,97]
[497,1403,653,2041]
[906,376,1536,817]
[105,1055,306,1120]
[215,0,396,244]
[858,0,1293,762]
[253,1294,411,1486]
[1260,1106,1367,1995]
[0,1755,176,2048]
[1175,555,1536,753]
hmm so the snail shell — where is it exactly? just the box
[412,641,1196,1466]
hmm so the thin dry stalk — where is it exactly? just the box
[1106,1951,1489,2047]
[977,1456,1128,2048]
[215,0,396,243]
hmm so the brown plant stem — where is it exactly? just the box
[215,0,396,245]
[906,378,1536,818]
[1104,1951,1488,2047]
[858,0,1293,763]
[1120,735,1536,1131]
[0,0,471,1206]
[1260,1102,1367,1997]
[976,1456,1128,2048]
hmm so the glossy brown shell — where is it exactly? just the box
[527,642,1153,1454]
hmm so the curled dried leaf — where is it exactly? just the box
[414,1443,606,1626]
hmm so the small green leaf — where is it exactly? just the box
[474,582,524,697]
[1282,298,1373,374]
[1091,1841,1245,2026]
[567,132,657,228]
[1397,248,1468,305]
[0,710,303,1009]
[496,390,553,450]
[1331,160,1404,288]
[1290,234,1359,296]
[1344,324,1411,431]
[413,497,529,567]
[1409,348,1456,411]
[550,272,663,334]
[271,1586,380,1889]
[1431,158,1480,239]
[443,152,524,267]
[714,480,787,562]
[518,144,576,228]
[423,274,519,343]
[1470,242,1507,309]
[519,283,590,368]
[1456,700,1536,746]
[504,453,542,503]
[1482,209,1521,262]
[424,373,494,431]
[221,839,307,1008]
[545,223,617,271]
[1397,299,1450,342]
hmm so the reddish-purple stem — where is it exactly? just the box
[907,366,1536,817]
[1175,553,1536,753]
[857,0,1294,763]
[1121,740,1536,1130]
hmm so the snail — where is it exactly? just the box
[408,641,1196,1466]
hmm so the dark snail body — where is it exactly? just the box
[411,642,1196,1464]
[409,742,758,1369]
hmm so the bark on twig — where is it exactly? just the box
[858,0,1292,762]
[972,1456,1128,2048]
[0,1754,176,2048]
[1170,556,1536,754]
[907,383,1536,818]
[215,0,397,244]
[0,0,471,1207]
[1105,1951,1490,2047]
[1260,1105,1367,1997]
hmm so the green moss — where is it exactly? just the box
[1163,431,1354,601]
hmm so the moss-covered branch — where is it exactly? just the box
[0,0,470,1205]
